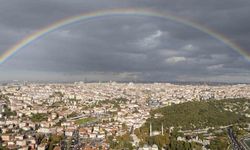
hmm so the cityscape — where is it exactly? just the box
[0,82,250,149]
[1,0,250,150]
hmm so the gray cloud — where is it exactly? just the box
[0,0,250,82]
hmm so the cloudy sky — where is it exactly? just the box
[0,0,250,83]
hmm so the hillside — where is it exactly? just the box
[148,99,250,130]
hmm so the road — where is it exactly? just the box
[60,129,82,150]
[72,129,82,150]
[227,127,245,150]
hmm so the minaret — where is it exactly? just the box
[150,122,152,136]
[161,123,164,136]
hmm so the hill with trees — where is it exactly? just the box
[148,98,250,130]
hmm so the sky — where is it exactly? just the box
[0,0,250,83]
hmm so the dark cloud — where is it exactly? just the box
[0,0,250,82]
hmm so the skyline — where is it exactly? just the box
[0,0,250,82]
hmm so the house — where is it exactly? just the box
[18,146,29,150]
[37,128,51,134]
[7,141,15,147]
[79,128,88,137]
[65,128,74,137]
[89,133,97,139]
[37,143,48,150]
[19,122,27,128]
[16,140,27,147]
[15,135,24,140]
[1,134,11,141]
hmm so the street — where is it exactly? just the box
[227,127,245,150]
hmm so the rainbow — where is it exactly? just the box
[0,8,249,64]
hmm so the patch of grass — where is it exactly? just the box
[30,113,48,122]
[75,117,96,125]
